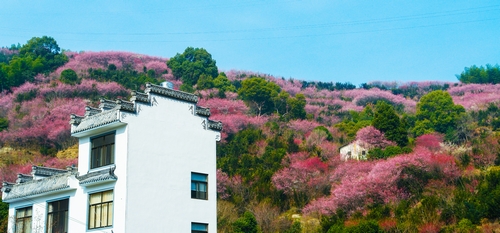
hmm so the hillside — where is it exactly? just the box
[2,37,500,232]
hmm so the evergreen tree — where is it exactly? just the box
[233,211,260,233]
[238,77,281,116]
[60,69,79,85]
[167,47,218,86]
[372,101,408,146]
[457,64,500,84]
[287,93,307,120]
[414,90,465,136]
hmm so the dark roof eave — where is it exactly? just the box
[71,121,127,138]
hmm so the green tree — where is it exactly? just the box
[314,126,333,141]
[457,64,500,84]
[0,64,7,92]
[0,117,9,132]
[286,93,307,120]
[167,47,218,86]
[196,74,214,90]
[477,166,500,219]
[233,211,260,233]
[213,72,236,92]
[335,106,374,141]
[414,90,465,136]
[19,36,68,72]
[372,101,408,146]
[60,69,79,85]
[238,77,281,116]
[87,64,160,91]
[179,83,195,93]
[273,91,290,115]
[284,221,302,233]
[0,37,67,91]
[4,55,44,87]
[0,201,7,233]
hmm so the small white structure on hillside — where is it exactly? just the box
[339,140,368,161]
[2,83,222,233]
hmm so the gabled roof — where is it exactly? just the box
[70,83,223,135]
[71,108,120,133]
[145,83,198,103]
[2,171,75,201]
[77,167,117,185]
[16,174,33,184]
[31,165,69,177]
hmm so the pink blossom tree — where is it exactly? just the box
[415,133,443,152]
[54,51,168,78]
[356,126,395,149]
[303,147,460,216]
[448,83,500,110]
[272,156,329,207]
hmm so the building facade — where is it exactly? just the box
[2,83,222,233]
[339,140,367,161]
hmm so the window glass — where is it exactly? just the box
[191,173,207,182]
[91,133,115,169]
[191,173,208,200]
[88,190,114,229]
[46,199,68,233]
[15,207,32,233]
[192,222,208,233]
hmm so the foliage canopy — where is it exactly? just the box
[0,36,68,91]
[238,77,281,116]
[414,90,465,136]
[372,101,408,146]
[457,64,500,84]
[167,47,218,86]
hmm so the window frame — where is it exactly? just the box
[88,190,114,230]
[15,206,32,233]
[46,199,69,233]
[191,172,208,200]
[90,132,115,169]
[191,222,208,233]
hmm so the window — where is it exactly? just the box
[88,190,113,229]
[191,173,207,200]
[46,199,68,233]
[91,133,115,169]
[15,207,32,233]
[191,222,208,233]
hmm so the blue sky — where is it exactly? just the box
[1,0,499,85]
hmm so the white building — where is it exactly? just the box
[339,140,367,161]
[2,83,222,233]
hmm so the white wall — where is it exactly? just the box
[75,125,128,233]
[7,189,77,233]
[340,141,367,160]
[123,95,218,233]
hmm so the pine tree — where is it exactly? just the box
[372,101,408,147]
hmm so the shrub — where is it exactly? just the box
[15,89,37,102]
[233,211,260,233]
[314,126,333,141]
[0,118,8,132]
[60,69,79,85]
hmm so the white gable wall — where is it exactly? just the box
[123,95,218,232]
[340,141,367,161]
